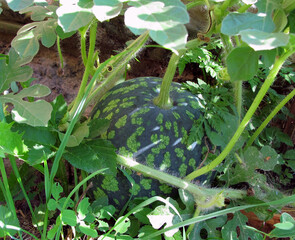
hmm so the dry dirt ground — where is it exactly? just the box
[1,14,295,239]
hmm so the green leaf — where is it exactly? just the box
[221,12,275,36]
[77,197,90,220]
[138,225,161,239]
[92,0,123,22]
[147,199,182,237]
[56,3,93,32]
[50,94,67,127]
[59,121,89,147]
[51,182,63,200]
[284,149,295,159]
[61,209,77,226]
[221,211,263,240]
[88,118,110,138]
[0,205,20,237]
[55,25,76,40]
[6,0,33,11]
[12,19,57,58]
[11,122,56,165]
[125,0,189,52]
[20,5,58,21]
[259,146,280,171]
[0,84,53,127]
[0,49,33,93]
[114,216,131,234]
[240,30,289,51]
[78,222,98,238]
[190,215,227,239]
[0,122,27,157]
[47,216,61,239]
[226,46,259,81]
[63,139,117,174]
[47,199,58,211]
[269,213,295,238]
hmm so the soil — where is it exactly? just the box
[1,12,295,240]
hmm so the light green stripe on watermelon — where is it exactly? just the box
[186,110,195,120]
[140,178,152,190]
[127,127,145,152]
[115,115,127,128]
[189,158,196,167]
[159,184,172,194]
[160,152,171,170]
[165,121,172,130]
[108,130,115,139]
[181,127,188,145]
[131,183,141,195]
[173,111,181,120]
[179,163,188,177]
[105,112,113,120]
[102,175,119,192]
[156,113,164,124]
[173,122,179,138]
[131,117,143,125]
[146,153,155,167]
[120,101,134,108]
[103,99,120,113]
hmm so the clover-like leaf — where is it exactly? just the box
[61,209,77,226]
[125,0,189,52]
[0,84,53,127]
[77,198,90,220]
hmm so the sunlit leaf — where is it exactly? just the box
[240,30,289,51]
[0,85,53,127]
[92,0,123,22]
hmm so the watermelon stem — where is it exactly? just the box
[153,50,186,109]
[117,155,247,205]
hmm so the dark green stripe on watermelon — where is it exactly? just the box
[91,77,206,207]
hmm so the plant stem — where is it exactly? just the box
[185,50,295,181]
[69,21,97,120]
[0,157,18,221]
[117,155,246,202]
[8,156,41,235]
[0,103,6,122]
[56,36,64,69]
[245,87,295,149]
[153,49,187,109]
[87,31,150,107]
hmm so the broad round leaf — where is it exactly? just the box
[240,30,290,51]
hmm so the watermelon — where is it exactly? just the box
[91,77,206,207]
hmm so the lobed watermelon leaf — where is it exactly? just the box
[0,84,53,127]
[221,211,263,240]
[12,18,57,58]
[63,139,117,175]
